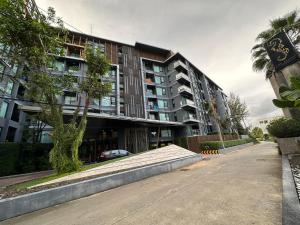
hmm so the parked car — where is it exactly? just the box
[99,149,130,161]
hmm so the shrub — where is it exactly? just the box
[250,127,264,140]
[199,138,253,150]
[267,117,300,138]
[174,137,188,149]
[0,143,52,176]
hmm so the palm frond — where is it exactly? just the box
[255,29,274,41]
[252,57,270,72]
[251,48,267,59]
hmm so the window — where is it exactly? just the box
[5,80,13,95]
[158,100,168,109]
[111,83,116,92]
[0,127,2,137]
[52,60,65,72]
[0,63,4,73]
[11,104,20,122]
[6,126,16,142]
[156,87,166,96]
[153,65,163,73]
[155,76,165,84]
[159,113,170,121]
[64,92,77,105]
[101,96,116,107]
[40,131,52,143]
[0,101,8,118]
[161,129,172,137]
[11,65,18,76]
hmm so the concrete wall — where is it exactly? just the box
[0,154,201,221]
[276,137,300,155]
[282,155,300,225]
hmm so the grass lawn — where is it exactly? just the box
[13,157,129,190]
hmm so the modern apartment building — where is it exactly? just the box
[0,0,231,157]
[1,30,231,153]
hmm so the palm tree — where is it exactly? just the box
[251,10,300,78]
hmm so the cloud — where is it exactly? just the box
[36,0,299,120]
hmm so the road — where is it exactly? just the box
[1,142,282,225]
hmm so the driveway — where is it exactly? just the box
[1,142,282,225]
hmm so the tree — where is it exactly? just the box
[251,10,300,77]
[273,76,300,110]
[250,127,264,140]
[0,0,111,173]
[227,93,248,136]
[204,99,225,149]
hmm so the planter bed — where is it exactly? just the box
[289,154,300,201]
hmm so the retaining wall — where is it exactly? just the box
[0,154,201,221]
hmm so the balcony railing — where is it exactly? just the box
[174,60,188,71]
[176,72,190,82]
[146,92,157,98]
[183,113,198,123]
[178,85,192,95]
[181,98,195,107]
[146,104,159,111]
[144,78,154,85]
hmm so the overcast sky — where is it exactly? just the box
[36,0,300,125]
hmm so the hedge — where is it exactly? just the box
[199,138,253,151]
[267,117,300,138]
[0,143,52,177]
[174,136,188,149]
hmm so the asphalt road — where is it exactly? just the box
[1,142,282,225]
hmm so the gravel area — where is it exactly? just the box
[289,154,300,201]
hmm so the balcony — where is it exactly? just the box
[146,104,159,112]
[183,113,199,124]
[178,85,193,95]
[174,60,188,72]
[176,72,190,83]
[146,91,157,98]
[144,78,155,85]
[181,98,196,110]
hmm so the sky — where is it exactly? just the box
[36,0,300,125]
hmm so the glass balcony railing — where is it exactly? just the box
[178,85,192,94]
[181,98,195,106]
[176,72,190,82]
[183,113,198,122]
[146,104,159,111]
[174,60,188,71]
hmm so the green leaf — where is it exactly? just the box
[272,99,295,108]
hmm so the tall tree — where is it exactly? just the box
[0,0,111,173]
[227,93,248,136]
[204,99,225,149]
[251,10,300,77]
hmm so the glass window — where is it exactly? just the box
[40,131,52,143]
[153,65,160,73]
[153,65,163,73]
[111,83,116,91]
[101,97,109,106]
[158,100,168,109]
[53,60,65,72]
[159,113,170,121]
[11,65,18,75]
[64,96,77,105]
[161,129,172,137]
[93,98,100,106]
[156,87,166,96]
[0,64,4,73]
[155,76,162,84]
[5,80,13,95]
[0,101,8,118]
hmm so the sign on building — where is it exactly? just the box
[264,31,300,71]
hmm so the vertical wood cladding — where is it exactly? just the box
[122,46,145,118]
[105,42,118,64]
[139,51,168,61]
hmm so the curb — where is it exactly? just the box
[0,154,201,221]
[282,155,300,225]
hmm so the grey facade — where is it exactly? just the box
[0,12,231,155]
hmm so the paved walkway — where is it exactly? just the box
[33,144,197,187]
[1,142,282,225]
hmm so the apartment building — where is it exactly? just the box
[0,1,231,156]
[0,30,231,154]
